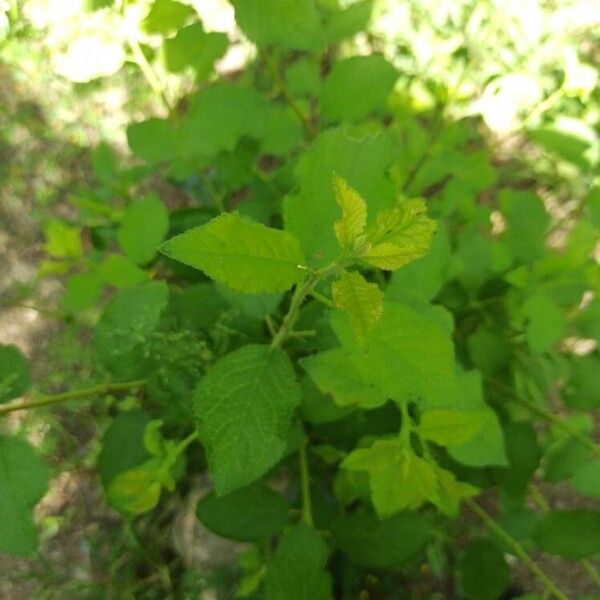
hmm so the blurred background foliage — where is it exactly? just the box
[0,0,599,598]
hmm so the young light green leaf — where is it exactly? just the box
[362,199,436,270]
[332,173,367,250]
[0,344,31,404]
[143,0,196,35]
[264,522,333,600]
[571,459,600,499]
[300,348,388,409]
[0,436,49,557]
[342,440,438,517]
[193,344,301,495]
[118,194,169,265]
[106,461,163,515]
[160,212,306,294]
[331,270,383,346]
[418,409,483,447]
[342,439,477,517]
[196,482,289,542]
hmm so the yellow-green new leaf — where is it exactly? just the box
[331,270,383,346]
[160,212,306,293]
[332,173,367,250]
[363,199,436,270]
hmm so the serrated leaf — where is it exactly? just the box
[300,348,388,409]
[92,281,169,378]
[264,522,332,600]
[332,507,430,569]
[331,271,383,346]
[106,462,162,515]
[118,194,169,265]
[362,199,436,270]
[418,409,482,447]
[321,55,397,123]
[231,0,325,51]
[143,0,196,35]
[448,372,508,467]
[196,482,288,541]
[331,302,457,409]
[193,344,300,495]
[534,509,600,559]
[342,439,476,517]
[283,127,396,267]
[332,173,367,249]
[163,23,228,78]
[0,436,49,557]
[161,212,306,294]
[0,344,31,404]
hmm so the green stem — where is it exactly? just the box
[270,263,338,350]
[466,498,570,600]
[0,380,146,417]
[299,442,313,526]
[125,34,172,112]
[309,290,334,308]
[490,379,600,456]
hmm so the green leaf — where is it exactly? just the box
[418,409,482,447]
[261,106,303,156]
[571,459,600,499]
[44,220,82,259]
[523,294,566,354]
[92,281,169,378]
[97,254,148,288]
[362,199,436,270]
[448,372,508,467]
[323,0,373,43]
[321,55,397,123]
[196,482,288,541]
[0,344,31,404]
[106,462,162,515]
[331,270,383,347]
[499,190,550,264]
[458,540,509,600]
[534,509,600,559]
[118,194,169,265]
[300,348,388,409]
[343,439,477,518]
[385,222,451,303]
[62,271,103,313]
[163,23,228,78]
[564,354,600,410]
[97,410,152,489]
[217,286,282,320]
[127,117,177,164]
[193,344,301,495]
[298,377,353,424]
[264,522,332,600]
[283,127,396,267]
[332,173,367,250]
[331,302,457,409]
[332,507,430,569]
[143,0,196,34]
[231,0,325,51]
[0,436,49,557]
[180,83,268,161]
[160,212,306,294]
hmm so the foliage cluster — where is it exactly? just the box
[1,0,600,598]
